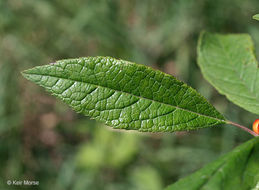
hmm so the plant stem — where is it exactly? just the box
[227,121,259,137]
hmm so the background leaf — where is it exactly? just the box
[22,56,225,132]
[198,32,259,115]
[166,137,259,190]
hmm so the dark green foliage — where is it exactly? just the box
[166,137,259,190]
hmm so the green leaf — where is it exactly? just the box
[165,137,259,190]
[253,14,259,21]
[22,57,225,132]
[198,32,259,115]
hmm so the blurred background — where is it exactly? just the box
[1,0,259,189]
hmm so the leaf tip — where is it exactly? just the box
[21,68,39,83]
[21,69,30,79]
[253,14,259,21]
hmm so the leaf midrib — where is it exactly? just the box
[25,71,225,123]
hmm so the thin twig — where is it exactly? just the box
[227,121,258,137]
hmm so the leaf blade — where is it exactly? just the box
[165,137,259,190]
[22,57,225,132]
[198,32,259,115]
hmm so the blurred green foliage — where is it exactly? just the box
[0,0,259,189]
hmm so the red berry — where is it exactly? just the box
[253,119,259,134]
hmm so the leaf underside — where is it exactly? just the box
[198,32,259,115]
[22,57,225,132]
[166,137,259,190]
